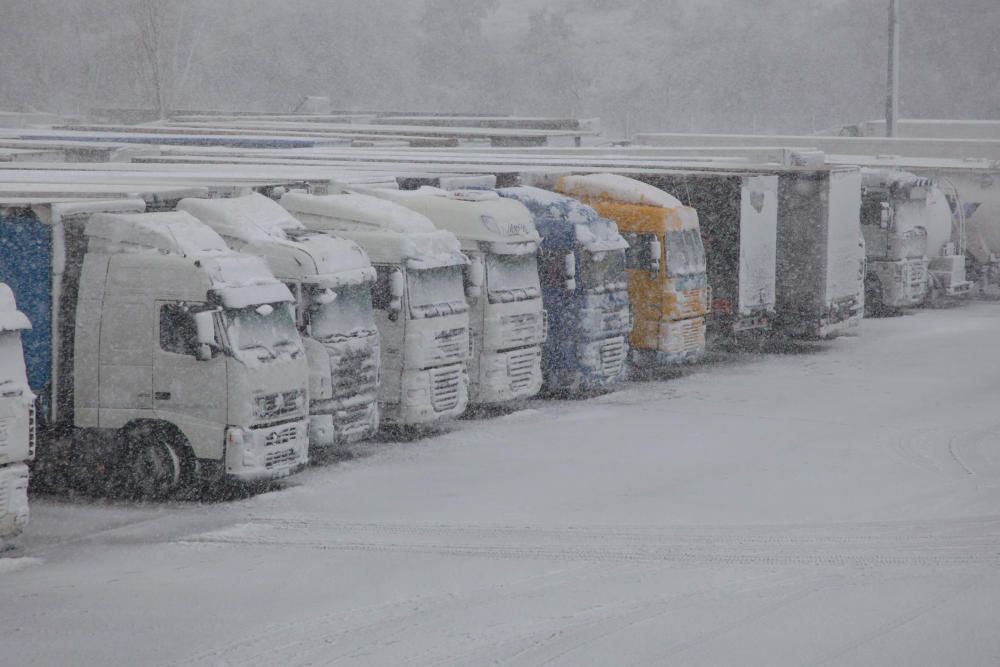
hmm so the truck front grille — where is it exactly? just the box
[679,318,705,353]
[265,448,299,469]
[27,404,35,459]
[599,338,627,379]
[501,312,543,348]
[507,348,540,393]
[431,366,462,413]
[678,288,709,319]
[254,389,306,421]
[332,352,379,399]
[263,425,299,448]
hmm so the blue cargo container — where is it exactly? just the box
[497,187,631,393]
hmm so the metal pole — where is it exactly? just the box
[886,0,900,137]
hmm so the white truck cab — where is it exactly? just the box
[372,187,547,405]
[0,283,32,544]
[178,194,380,449]
[73,211,310,494]
[280,192,471,426]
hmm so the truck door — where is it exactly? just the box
[98,300,153,427]
[622,231,662,350]
[153,302,227,458]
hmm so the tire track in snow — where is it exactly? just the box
[173,516,1000,569]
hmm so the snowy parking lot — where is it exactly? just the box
[3,302,1000,666]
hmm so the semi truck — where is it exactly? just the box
[178,193,381,449]
[496,186,631,393]
[554,173,708,365]
[859,169,931,313]
[0,283,32,546]
[0,202,310,498]
[634,172,778,338]
[280,192,472,425]
[370,187,547,405]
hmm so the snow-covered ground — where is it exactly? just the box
[3,303,1000,666]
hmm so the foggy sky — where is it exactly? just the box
[1,0,997,138]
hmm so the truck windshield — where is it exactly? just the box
[665,229,706,277]
[579,249,627,292]
[407,266,468,319]
[486,253,541,303]
[307,284,377,342]
[225,302,302,363]
[0,333,27,388]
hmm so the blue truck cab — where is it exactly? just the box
[497,187,631,393]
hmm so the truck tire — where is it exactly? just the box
[864,275,885,317]
[116,422,192,500]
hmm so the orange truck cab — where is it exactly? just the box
[556,174,708,365]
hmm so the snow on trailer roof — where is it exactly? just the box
[556,173,684,209]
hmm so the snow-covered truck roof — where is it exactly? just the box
[369,187,541,251]
[280,192,466,269]
[555,173,700,234]
[85,210,292,308]
[178,193,375,287]
[0,283,31,332]
[497,186,629,253]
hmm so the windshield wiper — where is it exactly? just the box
[274,339,302,357]
[240,343,276,359]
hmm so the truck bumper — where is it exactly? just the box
[474,347,543,404]
[308,396,379,448]
[388,363,469,426]
[224,420,309,482]
[0,463,30,540]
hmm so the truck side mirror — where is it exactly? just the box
[563,253,576,292]
[879,202,892,230]
[388,269,404,321]
[648,238,661,275]
[193,309,218,361]
[465,258,483,302]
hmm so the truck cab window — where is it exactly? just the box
[622,232,654,270]
[538,249,565,289]
[371,266,393,310]
[159,304,199,356]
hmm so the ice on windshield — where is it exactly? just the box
[407,266,468,319]
[486,253,541,304]
[225,303,302,362]
[579,249,627,292]
[665,229,707,276]
[307,284,377,341]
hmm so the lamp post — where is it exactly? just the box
[885,0,900,137]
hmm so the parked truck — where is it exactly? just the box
[0,283,32,546]
[178,193,380,449]
[371,187,547,405]
[280,192,471,425]
[496,186,631,393]
[859,169,931,313]
[0,202,310,498]
[554,173,708,365]
[771,166,864,338]
[635,171,779,338]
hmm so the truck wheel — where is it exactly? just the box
[864,276,884,317]
[118,423,190,500]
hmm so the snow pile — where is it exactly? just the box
[281,192,438,234]
[86,211,230,258]
[556,173,685,209]
[178,193,303,242]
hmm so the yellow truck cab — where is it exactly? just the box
[556,174,708,365]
